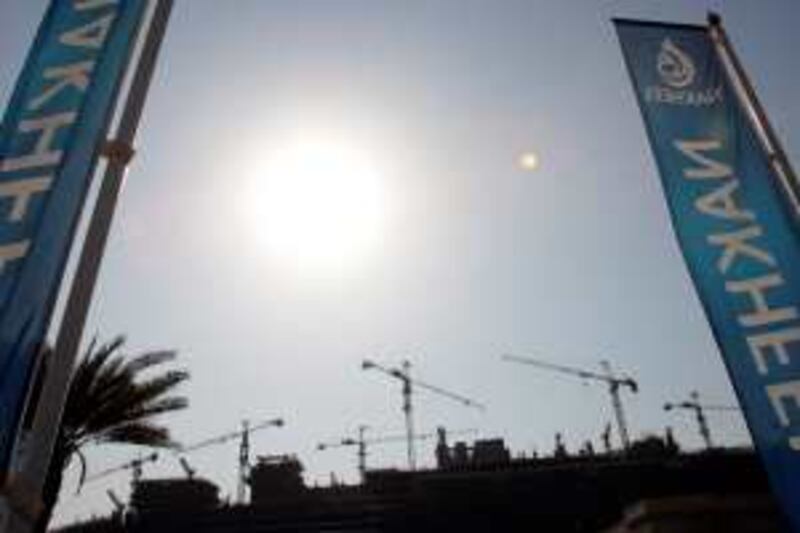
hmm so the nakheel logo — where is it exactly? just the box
[645,37,722,107]
[657,38,695,88]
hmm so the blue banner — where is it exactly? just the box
[0,1,147,472]
[616,19,800,528]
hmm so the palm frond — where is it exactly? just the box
[64,337,126,426]
[74,449,88,495]
[60,337,188,452]
[77,371,189,437]
[124,350,177,373]
[94,422,176,448]
[41,336,187,533]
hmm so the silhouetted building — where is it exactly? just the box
[130,478,219,515]
[56,447,788,532]
[434,427,450,469]
[249,455,305,506]
[435,433,511,469]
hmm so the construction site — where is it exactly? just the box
[2,2,799,532]
[51,357,788,532]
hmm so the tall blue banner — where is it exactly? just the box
[616,19,800,528]
[0,1,147,473]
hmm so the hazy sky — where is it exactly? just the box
[2,0,799,525]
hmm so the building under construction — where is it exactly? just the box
[55,434,787,533]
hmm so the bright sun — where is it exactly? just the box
[244,140,387,274]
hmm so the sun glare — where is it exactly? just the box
[518,151,539,171]
[244,140,387,274]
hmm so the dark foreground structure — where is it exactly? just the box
[56,442,788,532]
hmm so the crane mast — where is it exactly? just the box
[362,359,484,470]
[602,360,633,452]
[356,425,368,479]
[502,354,638,451]
[178,416,284,504]
[401,361,414,470]
[238,420,250,504]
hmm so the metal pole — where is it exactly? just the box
[707,13,800,218]
[9,2,174,530]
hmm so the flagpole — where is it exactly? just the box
[707,12,800,219]
[3,1,174,531]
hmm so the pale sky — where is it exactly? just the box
[2,0,799,526]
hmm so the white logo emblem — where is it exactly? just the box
[657,38,695,88]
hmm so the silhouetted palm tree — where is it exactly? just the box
[37,336,189,531]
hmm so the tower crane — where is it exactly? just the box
[318,425,370,482]
[501,354,638,451]
[664,391,740,450]
[80,417,284,505]
[83,451,160,488]
[362,359,485,470]
[317,426,477,480]
[80,453,156,519]
[178,416,284,504]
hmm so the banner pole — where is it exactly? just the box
[3,1,174,531]
[707,12,800,219]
